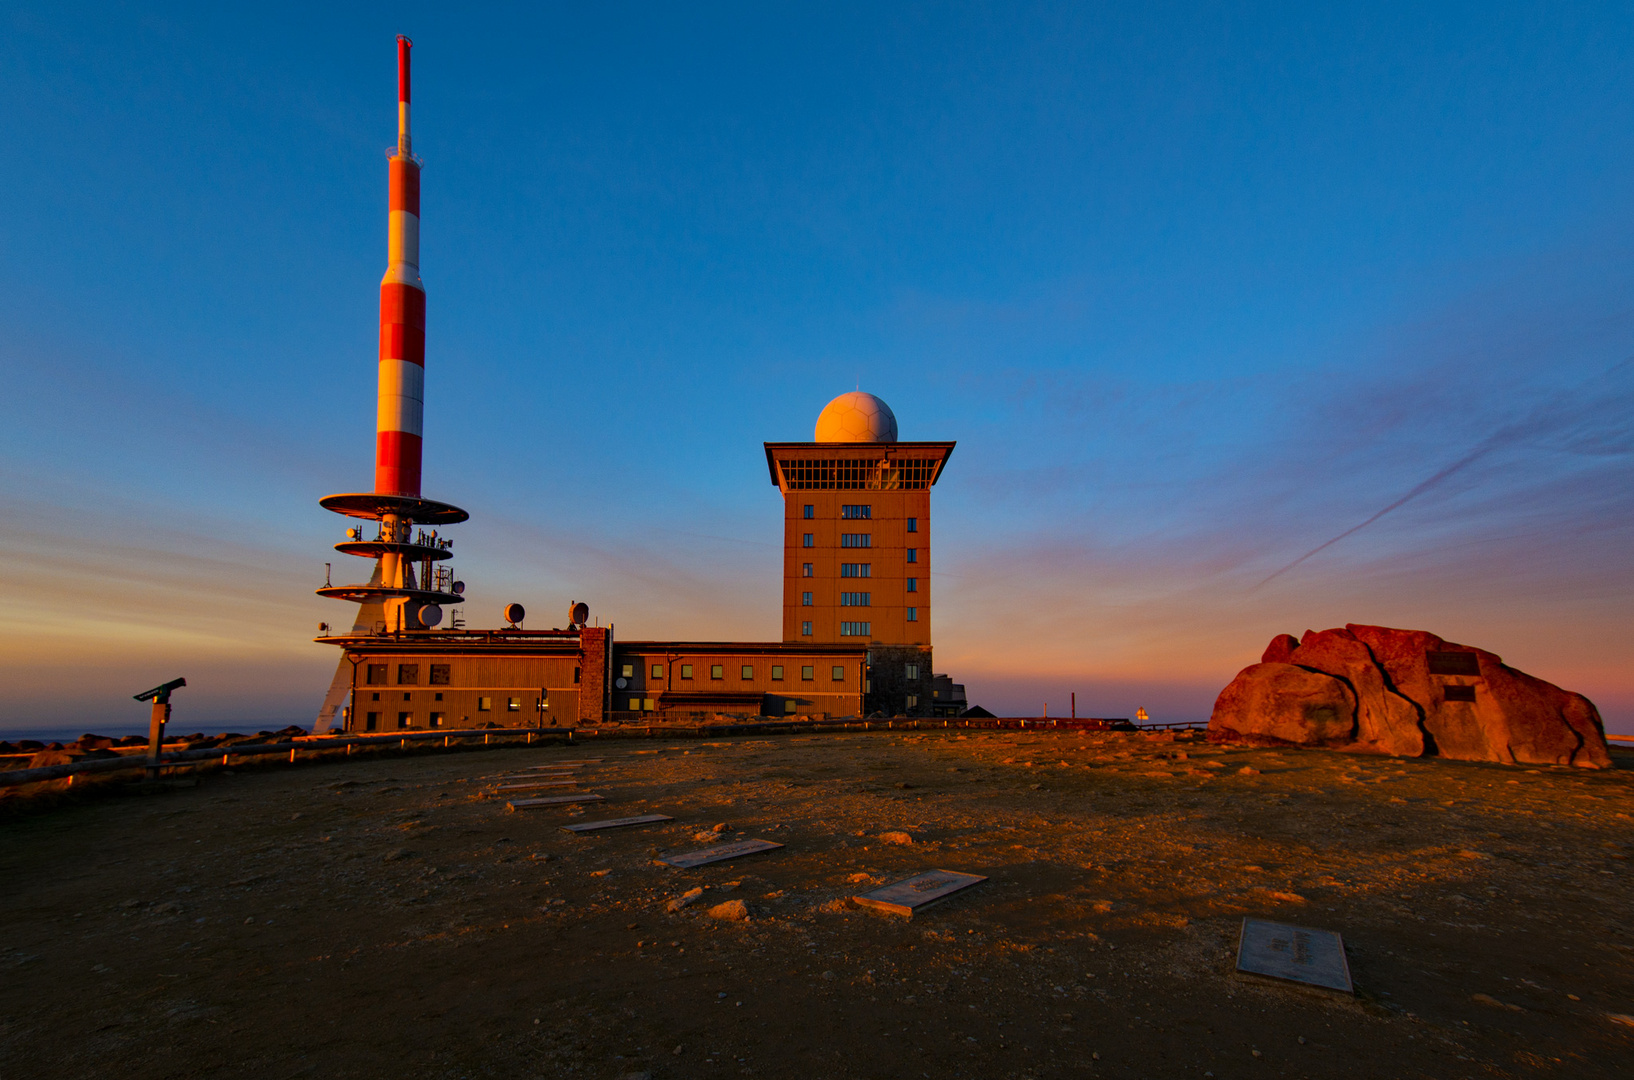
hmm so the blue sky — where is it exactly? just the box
[2,2,1631,735]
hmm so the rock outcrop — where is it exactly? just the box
[1210,624,1612,768]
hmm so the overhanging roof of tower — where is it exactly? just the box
[762,441,955,491]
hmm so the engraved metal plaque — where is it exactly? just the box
[560,814,675,833]
[1235,918,1353,992]
[853,870,988,917]
[657,838,784,868]
[1427,651,1481,676]
[506,794,605,810]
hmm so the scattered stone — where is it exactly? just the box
[712,823,732,834]
[666,888,705,913]
[1238,766,1260,775]
[590,869,612,877]
[383,848,412,862]
[878,831,914,845]
[707,899,750,922]
[1472,993,1523,1012]
[1607,1013,1634,1028]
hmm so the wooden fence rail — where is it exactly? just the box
[1,714,1205,790]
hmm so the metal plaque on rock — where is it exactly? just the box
[1235,918,1353,993]
[853,870,988,916]
[561,814,675,833]
[657,839,784,868]
[1426,651,1481,676]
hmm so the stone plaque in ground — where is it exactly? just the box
[853,870,988,916]
[506,794,605,811]
[495,780,577,791]
[560,814,675,833]
[1235,918,1353,992]
[657,839,784,868]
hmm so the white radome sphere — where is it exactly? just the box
[814,391,899,443]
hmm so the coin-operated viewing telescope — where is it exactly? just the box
[133,677,187,777]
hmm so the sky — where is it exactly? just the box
[2,2,1630,737]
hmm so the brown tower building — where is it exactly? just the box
[765,393,954,715]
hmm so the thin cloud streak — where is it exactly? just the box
[1255,357,1634,588]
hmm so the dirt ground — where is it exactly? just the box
[1,728,1631,1080]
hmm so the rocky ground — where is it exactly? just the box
[1,728,1631,1080]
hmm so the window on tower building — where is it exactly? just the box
[366,664,388,685]
[801,621,812,636]
[802,563,813,577]
[803,534,813,548]
[802,592,812,606]
[832,665,847,680]
[621,664,634,678]
[803,505,814,519]
[652,663,664,678]
[771,665,784,680]
[429,664,450,685]
[680,664,693,679]
[397,664,418,685]
[801,665,814,680]
[906,548,917,563]
[907,517,918,533]
[840,622,871,636]
[906,577,917,592]
[841,505,871,519]
[840,563,870,577]
[906,607,918,621]
[840,592,871,606]
[905,663,919,680]
[711,665,724,680]
[840,534,871,548]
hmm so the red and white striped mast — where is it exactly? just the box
[313,36,468,732]
[378,33,424,499]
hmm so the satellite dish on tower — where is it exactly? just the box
[418,604,443,628]
[451,581,465,595]
[568,601,589,629]
[504,603,525,628]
